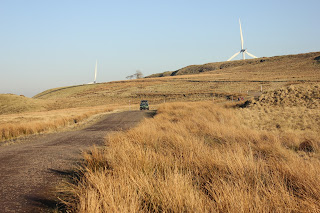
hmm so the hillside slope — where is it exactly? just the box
[147,51,320,78]
[0,94,48,114]
[33,51,320,109]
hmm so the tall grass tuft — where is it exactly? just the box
[65,102,320,212]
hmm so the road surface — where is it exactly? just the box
[0,110,155,212]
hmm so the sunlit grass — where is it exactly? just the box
[0,105,118,142]
[64,101,320,212]
[33,52,320,108]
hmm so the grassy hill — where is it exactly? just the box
[33,51,320,109]
[0,94,48,115]
[147,51,320,77]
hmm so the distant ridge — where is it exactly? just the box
[146,52,320,78]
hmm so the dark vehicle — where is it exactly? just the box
[140,100,149,110]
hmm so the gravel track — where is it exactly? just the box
[0,110,155,212]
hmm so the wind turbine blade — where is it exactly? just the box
[227,51,240,61]
[239,18,244,50]
[246,51,257,58]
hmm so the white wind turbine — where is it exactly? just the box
[227,19,257,61]
[87,60,98,84]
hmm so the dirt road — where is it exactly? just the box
[0,110,155,212]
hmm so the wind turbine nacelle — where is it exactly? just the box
[240,49,246,53]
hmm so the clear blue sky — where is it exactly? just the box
[1,0,319,97]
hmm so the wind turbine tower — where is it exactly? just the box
[87,60,98,84]
[94,60,97,84]
[227,19,257,61]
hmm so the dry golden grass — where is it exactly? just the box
[239,84,320,132]
[64,101,320,212]
[34,52,320,109]
[252,84,320,108]
[0,105,118,143]
[1,51,319,211]
[239,106,320,133]
[0,93,48,114]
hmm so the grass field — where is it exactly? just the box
[34,51,320,109]
[63,99,320,212]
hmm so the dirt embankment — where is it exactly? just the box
[0,110,155,213]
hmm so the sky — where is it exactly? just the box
[1,0,319,97]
